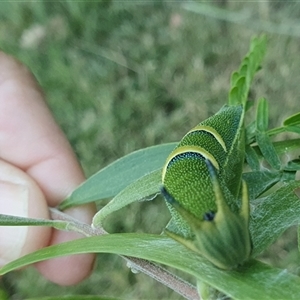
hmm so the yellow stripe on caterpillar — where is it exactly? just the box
[185,125,227,153]
[162,145,219,181]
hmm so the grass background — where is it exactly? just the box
[0,1,300,299]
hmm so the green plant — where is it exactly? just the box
[1,35,300,300]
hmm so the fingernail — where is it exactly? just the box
[0,180,29,266]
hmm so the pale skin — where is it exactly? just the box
[0,51,96,285]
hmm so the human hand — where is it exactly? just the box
[0,51,96,285]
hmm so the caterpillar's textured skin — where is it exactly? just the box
[161,105,251,269]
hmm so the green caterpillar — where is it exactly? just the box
[161,104,251,269]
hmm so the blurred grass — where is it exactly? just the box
[0,1,300,299]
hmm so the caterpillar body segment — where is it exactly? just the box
[161,105,251,269]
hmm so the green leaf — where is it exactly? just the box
[266,111,300,137]
[237,76,247,103]
[250,138,300,162]
[245,120,256,144]
[243,171,283,199]
[228,35,266,106]
[256,132,281,170]
[284,158,300,172]
[229,76,246,106]
[254,97,281,170]
[266,138,300,155]
[0,213,93,236]
[250,180,300,256]
[256,97,269,132]
[92,169,161,227]
[284,125,300,135]
[230,71,239,87]
[1,234,300,300]
[245,144,260,171]
[59,143,176,210]
[283,112,300,127]
[239,63,248,79]
[228,85,239,106]
[268,125,300,136]
[0,214,67,230]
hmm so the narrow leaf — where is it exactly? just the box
[228,35,266,106]
[256,97,269,132]
[252,138,300,158]
[230,71,239,87]
[59,143,176,210]
[245,144,260,171]
[266,112,300,137]
[92,169,161,227]
[283,112,300,126]
[243,171,283,200]
[1,234,300,300]
[284,159,300,172]
[250,181,300,256]
[245,120,256,144]
[254,98,281,170]
[236,76,247,105]
[0,213,93,236]
[228,85,239,106]
[256,132,281,170]
[238,63,248,78]
[273,139,300,154]
[284,125,300,135]
[0,214,67,231]
[228,76,246,106]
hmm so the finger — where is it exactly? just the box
[0,51,83,206]
[0,52,96,285]
[0,160,51,267]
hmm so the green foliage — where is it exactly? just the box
[2,33,300,299]
[2,234,300,300]
[60,143,176,210]
[229,36,266,106]
[1,2,300,300]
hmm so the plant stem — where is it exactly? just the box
[126,257,200,300]
[50,208,200,300]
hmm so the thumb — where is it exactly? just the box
[0,159,51,267]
